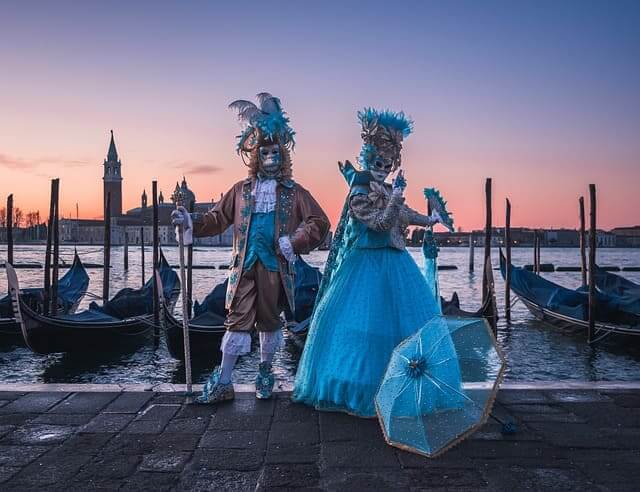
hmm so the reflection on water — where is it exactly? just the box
[1,245,640,384]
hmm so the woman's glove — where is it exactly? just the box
[429,210,442,224]
[392,170,407,197]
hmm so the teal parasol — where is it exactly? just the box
[375,315,506,457]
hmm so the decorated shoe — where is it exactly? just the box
[255,361,275,400]
[195,367,235,404]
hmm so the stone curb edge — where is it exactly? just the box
[1,381,640,393]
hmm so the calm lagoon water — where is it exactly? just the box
[1,245,640,384]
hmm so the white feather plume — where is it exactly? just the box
[256,92,282,114]
[228,100,261,128]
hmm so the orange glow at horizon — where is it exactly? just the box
[1,125,638,232]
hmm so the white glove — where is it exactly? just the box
[278,236,296,264]
[171,206,189,226]
[172,206,193,246]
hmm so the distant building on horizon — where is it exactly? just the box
[103,130,123,217]
[60,132,232,247]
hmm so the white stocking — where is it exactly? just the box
[259,330,283,364]
[219,353,238,385]
[219,331,251,384]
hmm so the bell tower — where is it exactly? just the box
[103,130,123,217]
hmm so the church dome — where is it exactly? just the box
[172,176,196,208]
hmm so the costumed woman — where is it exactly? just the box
[172,93,329,404]
[293,108,448,418]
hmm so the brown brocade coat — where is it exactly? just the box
[193,177,330,312]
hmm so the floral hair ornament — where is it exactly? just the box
[228,92,296,163]
[357,108,413,172]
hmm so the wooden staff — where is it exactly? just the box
[140,226,145,286]
[103,192,111,302]
[152,181,159,326]
[588,184,596,343]
[579,196,587,287]
[505,198,512,323]
[172,190,193,394]
[43,180,56,315]
[6,194,13,265]
[482,178,492,301]
[51,179,60,315]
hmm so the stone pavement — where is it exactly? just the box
[1,387,639,491]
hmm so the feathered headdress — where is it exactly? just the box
[228,92,296,157]
[357,108,413,171]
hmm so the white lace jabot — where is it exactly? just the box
[253,179,277,213]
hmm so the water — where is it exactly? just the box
[2,245,640,384]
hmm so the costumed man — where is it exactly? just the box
[172,93,330,404]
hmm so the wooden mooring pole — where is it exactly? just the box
[468,233,474,272]
[537,231,542,274]
[579,196,587,287]
[51,179,60,315]
[505,198,512,323]
[6,195,13,265]
[152,181,159,326]
[123,227,129,271]
[482,178,492,302]
[187,202,194,319]
[140,227,145,287]
[588,184,597,343]
[103,192,111,302]
[43,180,56,315]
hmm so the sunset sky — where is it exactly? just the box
[1,0,639,230]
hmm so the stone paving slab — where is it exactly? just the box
[0,387,639,490]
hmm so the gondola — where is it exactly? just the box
[499,249,640,338]
[5,252,180,354]
[441,292,495,319]
[0,251,90,341]
[164,256,322,360]
[593,266,640,317]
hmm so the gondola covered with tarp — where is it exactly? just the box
[6,251,180,354]
[0,251,90,340]
[593,266,640,317]
[165,255,322,359]
[499,249,640,338]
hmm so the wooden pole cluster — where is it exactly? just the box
[532,231,542,274]
[103,192,111,302]
[504,198,512,323]
[140,226,145,286]
[579,197,587,287]
[588,184,597,343]
[152,181,159,326]
[482,178,492,301]
[6,195,13,265]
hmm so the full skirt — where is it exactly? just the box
[292,247,441,417]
